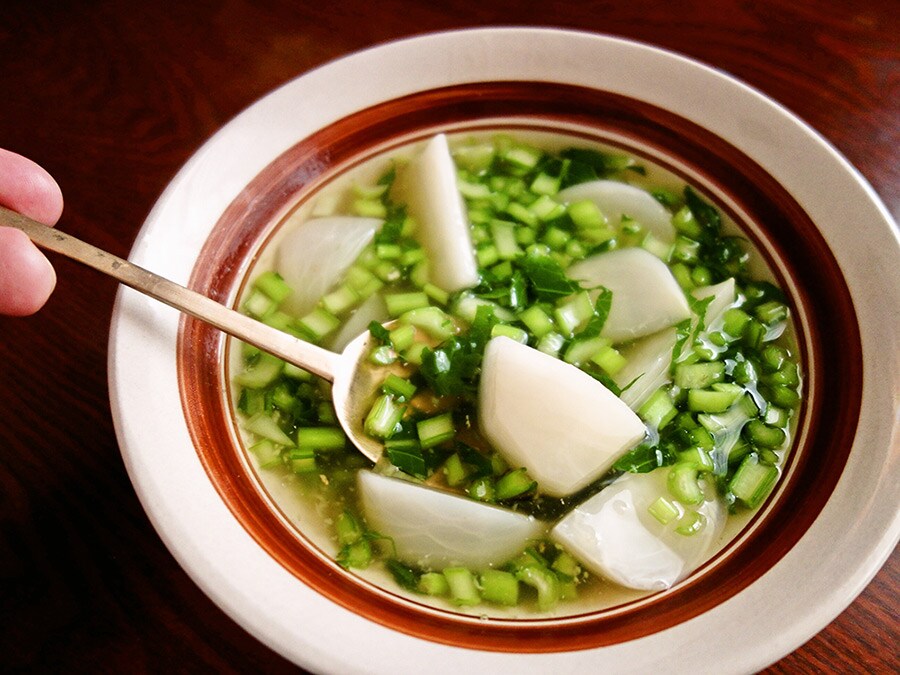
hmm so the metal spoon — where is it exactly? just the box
[0,206,386,462]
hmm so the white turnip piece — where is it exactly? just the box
[610,278,737,410]
[551,468,725,591]
[277,216,380,316]
[404,134,479,292]
[478,336,646,498]
[327,293,388,352]
[692,277,736,329]
[357,470,545,569]
[613,327,679,410]
[568,247,691,343]
[556,179,676,244]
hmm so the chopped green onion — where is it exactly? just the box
[530,194,566,221]
[364,394,404,439]
[744,420,787,448]
[345,264,380,292]
[590,345,627,376]
[283,362,313,381]
[287,448,317,474]
[418,572,450,596]
[490,219,523,260]
[671,236,701,264]
[417,412,455,448]
[515,564,559,612]
[506,201,538,227]
[677,447,714,471]
[542,226,571,251]
[729,453,779,508]
[648,496,680,525]
[504,144,542,171]
[494,468,536,500]
[243,290,276,318]
[387,324,416,352]
[443,453,471,487]
[550,550,581,579]
[476,243,500,267]
[675,510,706,536]
[443,567,480,606]
[518,305,556,338]
[563,336,610,366]
[479,569,520,606]
[401,306,456,341]
[352,198,387,218]
[567,199,605,229]
[536,331,566,357]
[253,271,292,304]
[674,361,725,389]
[381,374,417,401]
[672,205,703,238]
[296,427,346,452]
[554,291,594,336]
[467,477,494,501]
[722,308,752,337]
[422,282,450,305]
[641,232,672,261]
[638,387,678,430]
[376,243,402,260]
[298,307,341,341]
[235,352,284,389]
[321,284,360,316]
[667,462,704,505]
[385,291,430,317]
[530,172,561,196]
[687,384,743,413]
[490,323,529,344]
[769,384,800,408]
[453,143,494,172]
[755,300,788,325]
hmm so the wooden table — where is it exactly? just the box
[1,1,896,672]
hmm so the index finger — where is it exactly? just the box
[0,148,64,225]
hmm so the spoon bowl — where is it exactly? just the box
[0,204,385,462]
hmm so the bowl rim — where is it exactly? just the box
[108,27,900,675]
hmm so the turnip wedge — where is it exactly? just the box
[551,468,725,591]
[277,216,380,316]
[568,247,691,343]
[614,327,679,410]
[611,279,737,410]
[555,179,676,244]
[404,134,479,292]
[692,277,736,328]
[327,293,388,353]
[478,336,645,498]
[357,470,545,569]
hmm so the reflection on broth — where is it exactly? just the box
[230,130,802,616]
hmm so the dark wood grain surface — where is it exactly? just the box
[1,1,896,672]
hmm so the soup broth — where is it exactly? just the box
[230,129,802,616]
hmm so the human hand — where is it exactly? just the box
[0,148,64,315]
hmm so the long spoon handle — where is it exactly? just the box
[0,206,340,381]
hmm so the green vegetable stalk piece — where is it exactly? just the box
[443,567,481,606]
[480,569,520,606]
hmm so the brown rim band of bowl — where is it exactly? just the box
[177,82,861,652]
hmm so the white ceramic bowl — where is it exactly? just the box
[108,28,899,674]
